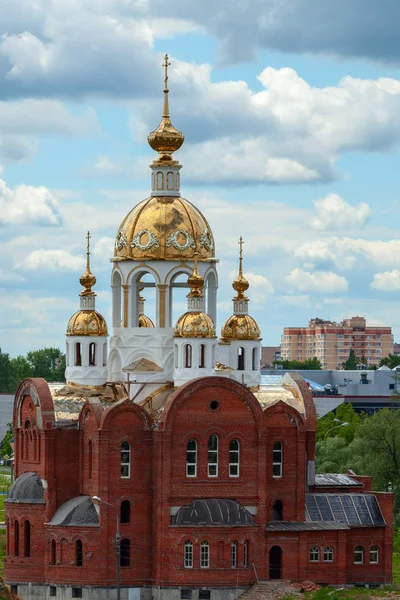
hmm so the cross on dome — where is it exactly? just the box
[79,230,96,296]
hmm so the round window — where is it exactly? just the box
[209,400,219,411]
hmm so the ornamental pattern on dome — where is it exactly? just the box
[174,312,216,339]
[221,314,261,341]
[67,311,108,337]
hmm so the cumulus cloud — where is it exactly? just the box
[93,237,114,260]
[371,270,400,291]
[287,268,348,294]
[84,155,128,178]
[311,194,372,231]
[0,178,61,225]
[21,249,85,271]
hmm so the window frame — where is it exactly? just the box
[186,439,197,478]
[272,441,283,478]
[229,439,240,477]
[243,540,249,568]
[184,541,193,569]
[369,545,379,564]
[231,540,238,568]
[121,441,131,479]
[200,541,210,569]
[120,538,130,567]
[75,539,83,567]
[309,546,320,562]
[208,434,218,477]
[354,546,364,564]
[323,546,334,563]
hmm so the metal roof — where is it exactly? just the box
[173,499,256,527]
[314,474,362,487]
[7,472,45,504]
[306,494,385,527]
[266,520,349,532]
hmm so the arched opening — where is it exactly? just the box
[121,442,131,478]
[370,545,379,564]
[120,538,130,567]
[199,344,206,368]
[243,540,249,568]
[75,342,82,367]
[14,521,19,557]
[205,270,217,325]
[60,538,67,563]
[112,270,122,328]
[229,439,240,477]
[169,271,190,327]
[120,500,131,524]
[186,439,197,477]
[89,342,96,366]
[66,342,70,366]
[156,171,164,190]
[272,500,283,521]
[231,541,238,568]
[130,271,157,327]
[51,539,56,565]
[75,540,83,566]
[200,541,210,568]
[208,434,218,477]
[174,345,178,368]
[252,347,258,371]
[237,347,245,371]
[185,344,192,368]
[24,521,30,557]
[33,430,37,461]
[103,342,107,366]
[88,440,93,479]
[184,541,193,568]
[166,171,174,190]
[269,546,282,579]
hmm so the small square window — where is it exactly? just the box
[199,591,211,600]
[50,587,57,597]
[10,586,18,595]
[181,590,192,600]
[389,384,395,390]
[72,589,82,599]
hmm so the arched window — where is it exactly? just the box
[75,540,83,566]
[309,546,319,562]
[354,546,363,564]
[237,347,245,371]
[174,345,178,368]
[33,430,37,461]
[103,342,107,366]
[66,342,70,367]
[51,539,56,565]
[156,171,164,190]
[14,521,19,557]
[120,538,130,567]
[88,440,93,479]
[89,342,96,366]
[24,521,30,557]
[185,344,192,368]
[120,500,131,524]
[186,440,197,477]
[166,171,174,190]
[370,545,379,564]
[252,347,258,371]
[121,442,131,478]
[231,541,238,568]
[200,541,210,568]
[208,434,218,477]
[184,541,193,568]
[243,540,249,568]
[199,344,206,368]
[273,442,283,478]
[324,546,334,562]
[75,342,82,367]
[272,500,283,521]
[60,538,68,563]
[229,439,240,477]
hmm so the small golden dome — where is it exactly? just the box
[221,314,261,341]
[139,314,155,328]
[114,196,215,261]
[67,310,108,337]
[175,312,216,339]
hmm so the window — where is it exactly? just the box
[370,545,379,564]
[237,347,245,371]
[181,591,192,600]
[75,540,83,567]
[200,541,209,568]
[89,342,96,366]
[199,591,210,600]
[88,440,93,479]
[185,344,192,368]
[50,587,57,597]
[354,546,363,564]
[71,589,82,599]
[14,521,19,557]
[231,541,238,568]
[184,541,193,568]
[252,348,258,371]
[323,546,333,562]
[120,500,131,524]
[229,439,240,477]
[272,442,283,478]
[186,440,197,477]
[309,546,319,562]
[75,342,82,367]
[24,521,30,557]
[272,500,283,521]
[121,442,131,478]
[208,435,218,477]
[120,538,130,567]
[243,541,249,568]
[199,344,206,368]
[51,539,56,565]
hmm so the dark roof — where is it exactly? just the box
[314,474,362,487]
[173,499,256,527]
[306,494,385,527]
[266,521,349,532]
[49,496,99,527]
[7,472,45,504]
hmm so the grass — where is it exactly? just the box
[0,497,5,523]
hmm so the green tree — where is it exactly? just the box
[379,353,400,369]
[342,348,358,370]
[316,403,364,443]
[274,357,322,370]
[0,423,13,458]
[9,355,32,391]
[0,348,13,393]
[316,437,350,473]
[26,348,66,382]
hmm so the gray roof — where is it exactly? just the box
[173,499,256,527]
[7,472,45,504]
[306,494,385,527]
[314,474,362,487]
[266,520,349,532]
[49,496,99,527]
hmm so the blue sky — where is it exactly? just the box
[2,0,400,355]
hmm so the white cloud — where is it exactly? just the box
[84,155,127,178]
[371,270,400,291]
[93,237,114,261]
[287,268,349,294]
[0,269,25,283]
[311,193,372,231]
[280,294,311,307]
[0,178,61,225]
[21,250,85,271]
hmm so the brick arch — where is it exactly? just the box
[14,378,55,430]
[100,398,153,431]
[181,431,207,445]
[78,401,105,429]
[159,376,264,433]
[263,400,306,432]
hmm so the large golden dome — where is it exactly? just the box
[67,310,108,337]
[114,196,215,261]
[221,315,261,341]
[175,312,216,339]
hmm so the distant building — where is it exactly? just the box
[281,316,393,369]
[261,346,281,368]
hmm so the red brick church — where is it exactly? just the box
[4,56,393,600]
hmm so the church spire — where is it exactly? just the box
[79,231,96,297]
[232,236,249,302]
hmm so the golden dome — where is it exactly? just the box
[114,196,215,261]
[67,310,108,337]
[175,312,216,339]
[139,314,155,328]
[221,314,261,341]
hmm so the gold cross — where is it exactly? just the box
[239,236,244,259]
[163,54,170,91]
[86,231,91,269]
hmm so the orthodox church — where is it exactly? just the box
[4,57,393,600]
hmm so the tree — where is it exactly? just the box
[316,403,364,443]
[0,349,13,393]
[26,348,65,382]
[273,357,322,370]
[0,423,13,458]
[379,354,400,369]
[342,349,358,370]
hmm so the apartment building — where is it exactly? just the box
[281,316,393,369]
